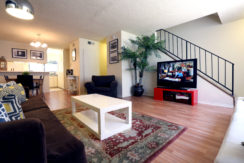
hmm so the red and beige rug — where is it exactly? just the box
[54,108,186,163]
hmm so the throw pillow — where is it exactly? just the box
[0,102,10,123]
[0,83,6,88]
[1,94,25,120]
[6,81,17,87]
[0,83,26,104]
[0,81,16,88]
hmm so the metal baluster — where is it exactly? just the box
[199,48,201,70]
[190,43,192,59]
[211,53,213,78]
[224,60,226,86]
[194,46,196,58]
[186,41,188,59]
[168,33,170,52]
[205,50,207,74]
[181,39,183,59]
[177,38,178,56]
[218,56,219,82]
[172,35,174,54]
[232,64,234,95]
[164,31,166,50]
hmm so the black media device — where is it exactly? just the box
[66,69,73,76]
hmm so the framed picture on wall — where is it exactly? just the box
[12,48,27,59]
[109,51,119,64]
[109,39,118,52]
[30,50,44,60]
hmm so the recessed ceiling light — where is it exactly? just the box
[5,0,34,20]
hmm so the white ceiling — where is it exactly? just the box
[0,0,244,48]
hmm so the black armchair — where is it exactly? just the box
[85,75,118,97]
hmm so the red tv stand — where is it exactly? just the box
[154,87,198,105]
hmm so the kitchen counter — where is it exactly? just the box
[0,71,49,76]
[0,71,50,92]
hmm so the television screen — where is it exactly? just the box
[157,59,197,88]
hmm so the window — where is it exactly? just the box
[45,61,58,74]
[29,63,44,72]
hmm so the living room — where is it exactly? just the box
[0,0,244,163]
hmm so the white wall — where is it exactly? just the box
[167,14,244,97]
[79,38,100,93]
[107,31,123,97]
[198,76,233,108]
[0,39,47,63]
[121,31,137,97]
[106,31,137,98]
[69,38,100,94]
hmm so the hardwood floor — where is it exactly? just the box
[44,90,233,163]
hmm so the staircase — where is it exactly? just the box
[156,29,234,96]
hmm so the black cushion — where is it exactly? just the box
[22,96,48,112]
[0,118,47,163]
[92,75,115,87]
[24,108,86,163]
[94,87,111,92]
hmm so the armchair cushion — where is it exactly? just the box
[92,75,115,87]
[94,87,111,92]
[85,75,117,97]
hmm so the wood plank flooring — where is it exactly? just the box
[44,90,233,163]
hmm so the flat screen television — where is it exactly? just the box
[157,59,197,89]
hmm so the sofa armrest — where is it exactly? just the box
[85,82,96,90]
[0,118,47,163]
[110,80,118,89]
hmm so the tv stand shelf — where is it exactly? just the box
[154,88,198,105]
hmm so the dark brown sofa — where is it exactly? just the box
[0,96,87,163]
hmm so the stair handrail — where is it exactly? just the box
[156,29,234,96]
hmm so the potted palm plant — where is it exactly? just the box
[121,34,166,96]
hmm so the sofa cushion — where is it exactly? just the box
[24,108,86,162]
[1,94,25,120]
[0,103,10,123]
[21,96,48,113]
[0,83,26,104]
[0,81,17,88]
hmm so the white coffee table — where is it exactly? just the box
[71,94,132,140]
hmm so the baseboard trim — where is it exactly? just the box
[198,101,233,108]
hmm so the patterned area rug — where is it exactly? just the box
[54,108,186,163]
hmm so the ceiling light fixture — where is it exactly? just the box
[5,0,34,20]
[30,34,48,48]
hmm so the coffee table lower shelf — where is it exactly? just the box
[73,110,131,140]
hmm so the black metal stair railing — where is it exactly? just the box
[156,29,234,96]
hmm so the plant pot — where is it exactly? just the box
[133,85,144,96]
